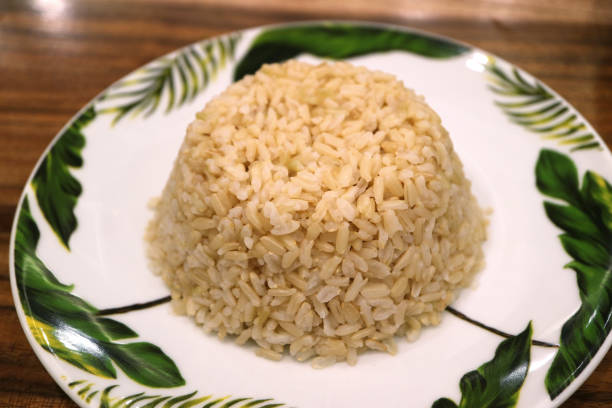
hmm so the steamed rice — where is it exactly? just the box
[145,60,487,366]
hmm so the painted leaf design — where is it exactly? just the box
[431,322,533,408]
[103,342,185,388]
[543,203,602,243]
[582,171,612,232]
[98,34,240,124]
[233,23,468,81]
[29,317,117,379]
[15,205,74,294]
[535,147,580,206]
[74,381,286,408]
[14,197,185,387]
[31,105,95,249]
[98,385,119,408]
[486,60,600,152]
[535,149,612,399]
[28,290,137,342]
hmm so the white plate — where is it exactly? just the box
[10,21,612,408]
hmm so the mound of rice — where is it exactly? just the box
[145,60,487,367]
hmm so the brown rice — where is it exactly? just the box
[145,60,487,367]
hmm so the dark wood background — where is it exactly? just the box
[2,0,612,406]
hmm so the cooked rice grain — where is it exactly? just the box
[146,60,487,366]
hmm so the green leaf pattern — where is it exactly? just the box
[31,105,95,249]
[68,381,286,408]
[432,323,533,408]
[233,22,468,81]
[98,34,240,124]
[486,60,600,152]
[15,197,185,387]
[535,149,612,399]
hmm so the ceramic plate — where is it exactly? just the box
[10,21,612,408]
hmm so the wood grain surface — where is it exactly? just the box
[2,0,612,407]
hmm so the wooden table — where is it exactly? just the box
[2,0,612,406]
